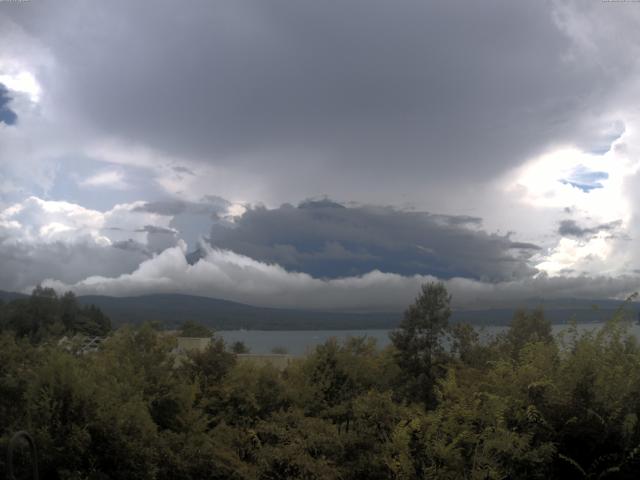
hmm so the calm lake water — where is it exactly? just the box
[219,322,640,355]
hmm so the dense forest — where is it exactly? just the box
[0,286,111,341]
[2,284,640,479]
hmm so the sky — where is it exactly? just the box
[1,0,640,311]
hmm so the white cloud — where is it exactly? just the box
[509,143,634,224]
[0,196,106,244]
[0,196,184,292]
[0,70,41,103]
[42,242,640,311]
[79,170,129,190]
[2,2,640,307]
[0,196,174,247]
[501,117,640,277]
[535,233,615,276]
[2,195,637,311]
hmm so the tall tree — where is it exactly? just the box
[498,307,552,359]
[390,282,451,407]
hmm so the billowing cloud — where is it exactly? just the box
[0,197,180,290]
[2,2,640,309]
[0,239,145,294]
[208,200,539,281]
[1,194,639,311]
[42,242,640,311]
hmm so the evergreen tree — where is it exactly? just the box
[390,282,451,407]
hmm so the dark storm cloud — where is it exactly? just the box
[0,240,146,293]
[136,225,177,235]
[131,196,233,249]
[0,83,17,126]
[558,219,622,238]
[134,197,230,217]
[508,242,542,251]
[208,201,539,281]
[5,0,628,203]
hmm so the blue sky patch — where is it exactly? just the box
[560,165,609,192]
[48,155,168,210]
[0,83,18,126]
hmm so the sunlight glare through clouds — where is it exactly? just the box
[0,69,41,103]
[509,122,640,277]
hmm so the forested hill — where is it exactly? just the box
[1,290,638,330]
[76,294,399,330]
[0,290,27,303]
[57,294,640,329]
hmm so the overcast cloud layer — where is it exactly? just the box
[1,1,640,311]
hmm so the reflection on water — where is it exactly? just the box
[218,322,640,355]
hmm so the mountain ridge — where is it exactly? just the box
[2,290,638,330]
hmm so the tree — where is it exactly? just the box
[390,282,451,407]
[254,409,342,480]
[59,291,79,331]
[27,286,59,339]
[76,304,112,336]
[180,320,212,338]
[231,340,250,354]
[497,308,553,359]
[0,288,112,341]
[450,322,492,368]
[181,336,237,419]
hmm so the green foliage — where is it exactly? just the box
[390,281,452,407]
[495,307,553,359]
[3,284,640,479]
[26,349,159,479]
[450,322,493,368]
[253,409,342,479]
[0,287,111,341]
[232,340,251,354]
[179,320,213,338]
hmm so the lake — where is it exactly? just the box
[219,322,640,355]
